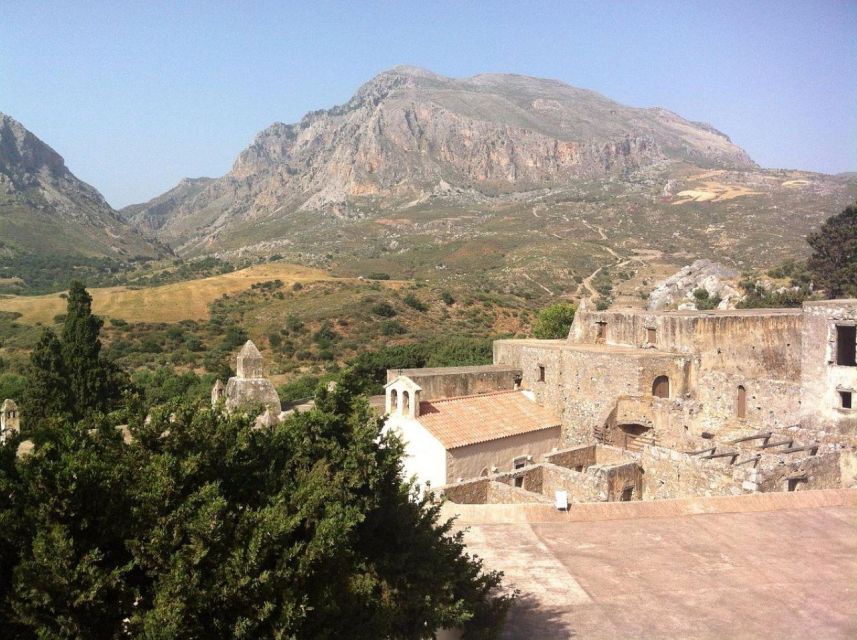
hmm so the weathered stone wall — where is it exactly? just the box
[544,443,633,469]
[543,444,597,469]
[752,451,842,493]
[639,446,743,499]
[694,372,801,434]
[445,425,561,482]
[602,461,644,501]
[540,463,606,503]
[569,307,804,381]
[385,365,521,401]
[494,340,691,443]
[800,301,857,436]
[487,479,552,504]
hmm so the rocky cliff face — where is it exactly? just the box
[0,113,165,258]
[125,67,757,252]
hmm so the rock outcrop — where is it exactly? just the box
[647,260,741,310]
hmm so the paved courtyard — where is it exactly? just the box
[462,505,857,639]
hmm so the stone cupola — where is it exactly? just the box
[237,340,264,379]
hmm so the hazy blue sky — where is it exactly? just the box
[2,1,855,207]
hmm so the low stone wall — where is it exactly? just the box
[440,488,857,525]
[487,480,552,504]
[640,445,742,499]
[386,365,521,401]
[544,443,631,469]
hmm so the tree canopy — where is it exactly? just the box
[21,282,124,424]
[532,303,577,339]
[807,202,857,298]
[0,377,511,638]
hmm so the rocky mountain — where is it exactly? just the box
[123,66,759,253]
[0,112,164,259]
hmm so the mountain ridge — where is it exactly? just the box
[122,66,759,253]
[0,112,166,260]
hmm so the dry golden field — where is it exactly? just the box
[0,263,397,324]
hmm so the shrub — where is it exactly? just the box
[532,303,576,339]
[371,302,397,317]
[403,294,428,312]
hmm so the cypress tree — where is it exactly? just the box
[61,281,119,417]
[22,328,71,424]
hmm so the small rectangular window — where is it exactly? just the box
[841,391,853,409]
[538,365,545,382]
[836,325,856,366]
[646,327,656,343]
[513,457,527,470]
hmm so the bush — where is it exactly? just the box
[371,302,397,317]
[692,288,722,310]
[380,320,406,336]
[532,303,576,339]
[441,291,455,305]
[403,294,428,312]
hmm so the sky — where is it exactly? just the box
[1,0,855,208]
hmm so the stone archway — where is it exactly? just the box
[652,375,670,399]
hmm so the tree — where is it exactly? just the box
[807,202,857,298]
[21,329,71,423]
[532,303,577,339]
[62,281,121,417]
[0,380,511,638]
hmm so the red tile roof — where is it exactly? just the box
[417,390,560,449]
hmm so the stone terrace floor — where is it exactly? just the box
[463,505,857,639]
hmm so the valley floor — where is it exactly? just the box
[456,491,857,639]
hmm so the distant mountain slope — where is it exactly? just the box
[125,66,758,252]
[0,112,165,259]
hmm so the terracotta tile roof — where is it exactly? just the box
[417,390,560,449]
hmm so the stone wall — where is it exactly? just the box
[493,340,691,443]
[445,425,561,482]
[569,307,804,381]
[385,365,521,401]
[800,301,857,436]
[639,446,743,500]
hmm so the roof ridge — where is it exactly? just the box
[421,389,521,404]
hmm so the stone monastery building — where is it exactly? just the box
[384,299,857,504]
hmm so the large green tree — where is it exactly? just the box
[0,379,511,639]
[807,202,857,298]
[21,329,71,422]
[61,281,122,416]
[21,282,123,426]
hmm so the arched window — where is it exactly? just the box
[390,389,398,414]
[402,390,410,415]
[480,467,490,477]
[736,385,747,419]
[652,375,670,398]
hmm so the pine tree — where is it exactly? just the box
[21,328,71,424]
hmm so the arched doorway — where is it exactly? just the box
[389,389,398,414]
[736,385,747,419]
[402,390,410,415]
[652,375,670,398]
